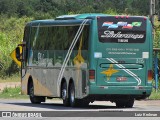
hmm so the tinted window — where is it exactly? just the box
[30,25,89,50]
[30,25,48,50]
[97,16,146,43]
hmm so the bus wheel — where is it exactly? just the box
[115,101,125,108]
[115,99,134,108]
[125,99,134,108]
[29,81,44,104]
[69,82,78,107]
[61,82,69,106]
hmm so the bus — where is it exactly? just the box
[15,13,153,108]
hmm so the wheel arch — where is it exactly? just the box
[68,78,74,92]
[27,76,33,95]
[60,77,67,98]
[69,78,74,86]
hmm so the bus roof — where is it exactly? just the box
[26,13,149,27]
[55,13,106,20]
[26,13,104,26]
[55,13,148,20]
[28,13,105,24]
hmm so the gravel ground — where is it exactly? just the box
[0,82,21,92]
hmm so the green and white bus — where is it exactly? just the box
[15,13,153,108]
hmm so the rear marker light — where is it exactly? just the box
[89,70,95,80]
[121,16,124,19]
[115,16,119,19]
[148,70,153,81]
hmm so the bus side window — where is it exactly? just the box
[22,26,30,68]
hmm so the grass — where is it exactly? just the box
[0,87,28,99]
[0,74,20,83]
[149,89,160,100]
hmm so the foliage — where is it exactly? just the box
[0,87,28,99]
[154,16,160,47]
[0,74,20,83]
[149,89,160,100]
[154,16,160,60]
[0,16,33,78]
[0,0,150,19]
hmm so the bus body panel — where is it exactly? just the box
[21,67,88,98]
[96,58,146,86]
[88,16,153,97]
[89,85,152,95]
[21,19,90,99]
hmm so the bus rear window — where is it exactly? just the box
[97,16,146,43]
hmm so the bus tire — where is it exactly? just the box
[61,82,69,106]
[115,98,134,108]
[69,82,78,107]
[125,99,134,108]
[115,101,125,108]
[29,81,44,104]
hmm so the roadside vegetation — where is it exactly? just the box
[149,89,160,100]
[0,74,20,83]
[0,87,28,99]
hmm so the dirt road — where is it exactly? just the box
[0,82,20,92]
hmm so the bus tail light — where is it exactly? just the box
[126,16,129,19]
[148,70,153,81]
[89,70,95,81]
[120,16,124,19]
[115,16,119,19]
[144,17,147,20]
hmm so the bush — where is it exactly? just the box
[0,87,27,99]
[0,16,33,78]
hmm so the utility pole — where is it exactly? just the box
[150,0,155,37]
[150,0,155,23]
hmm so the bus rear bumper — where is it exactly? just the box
[89,85,152,97]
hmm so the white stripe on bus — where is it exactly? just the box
[109,58,141,85]
[107,58,141,85]
[57,19,88,95]
[110,58,141,79]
